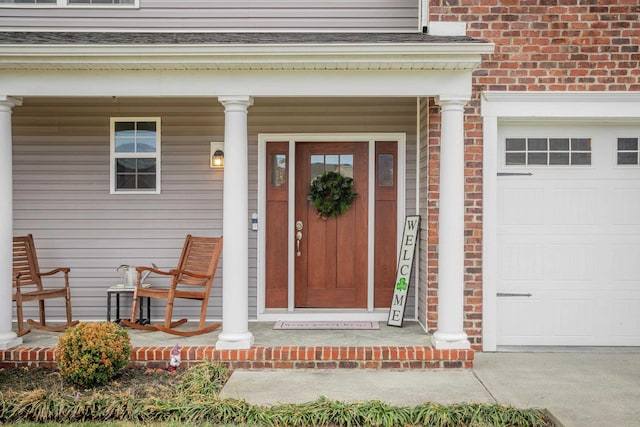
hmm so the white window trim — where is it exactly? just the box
[256,133,407,322]
[110,117,161,195]
[0,0,139,8]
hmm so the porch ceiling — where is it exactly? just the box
[0,32,494,72]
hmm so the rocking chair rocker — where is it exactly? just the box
[12,234,79,337]
[121,235,223,337]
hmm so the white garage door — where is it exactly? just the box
[497,123,640,346]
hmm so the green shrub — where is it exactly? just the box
[56,322,132,387]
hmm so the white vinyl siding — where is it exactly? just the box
[0,0,418,31]
[12,96,417,323]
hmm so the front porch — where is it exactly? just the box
[0,321,474,369]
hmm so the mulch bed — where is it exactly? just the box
[0,366,187,400]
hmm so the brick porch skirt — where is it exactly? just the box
[1,345,474,369]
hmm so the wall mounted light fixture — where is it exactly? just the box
[210,142,224,168]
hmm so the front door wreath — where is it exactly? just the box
[308,171,358,219]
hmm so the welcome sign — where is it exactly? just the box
[387,215,420,327]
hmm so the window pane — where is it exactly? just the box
[310,155,324,180]
[136,121,156,133]
[618,138,638,151]
[116,158,136,173]
[116,159,156,190]
[136,137,156,153]
[528,138,548,151]
[116,174,136,189]
[571,138,591,151]
[377,154,394,186]
[339,154,354,178]
[115,121,135,133]
[549,152,569,165]
[549,138,569,151]
[572,152,591,165]
[325,155,339,173]
[137,158,156,173]
[506,152,526,165]
[136,174,156,190]
[528,152,547,165]
[136,122,157,153]
[270,154,287,187]
[617,152,638,165]
[114,121,136,153]
[505,138,526,151]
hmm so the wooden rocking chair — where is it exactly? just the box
[12,234,79,337]
[121,235,223,337]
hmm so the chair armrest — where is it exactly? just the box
[170,269,211,280]
[136,266,173,277]
[39,267,70,277]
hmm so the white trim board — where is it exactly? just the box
[257,133,407,321]
[481,91,640,351]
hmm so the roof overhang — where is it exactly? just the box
[0,32,494,71]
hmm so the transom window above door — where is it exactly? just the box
[110,117,161,194]
[310,154,354,179]
[505,137,591,166]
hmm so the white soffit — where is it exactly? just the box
[0,42,494,71]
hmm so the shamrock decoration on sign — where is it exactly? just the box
[395,277,408,291]
[308,171,358,219]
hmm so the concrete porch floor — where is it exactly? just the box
[15,320,431,349]
[2,321,475,369]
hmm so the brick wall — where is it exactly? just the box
[424,1,640,350]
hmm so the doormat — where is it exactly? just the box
[273,321,380,330]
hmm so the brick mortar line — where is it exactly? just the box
[1,345,474,368]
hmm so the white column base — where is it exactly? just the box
[0,331,22,350]
[432,331,471,350]
[216,332,255,350]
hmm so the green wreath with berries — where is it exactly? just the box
[308,171,358,219]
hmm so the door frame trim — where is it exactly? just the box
[257,133,406,320]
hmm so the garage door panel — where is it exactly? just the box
[499,244,545,282]
[548,244,595,282]
[550,188,597,226]
[499,187,544,226]
[497,124,640,346]
[497,298,543,338]
[612,298,640,337]
[612,188,640,226]
[551,298,595,337]
[613,244,640,282]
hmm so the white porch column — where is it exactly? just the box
[216,96,255,350]
[0,96,22,350]
[432,98,471,350]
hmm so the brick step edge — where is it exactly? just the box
[1,345,474,369]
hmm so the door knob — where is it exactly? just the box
[295,220,303,256]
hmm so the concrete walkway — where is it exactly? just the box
[221,352,640,427]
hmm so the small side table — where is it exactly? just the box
[106,284,152,325]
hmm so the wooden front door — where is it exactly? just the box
[294,142,368,308]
